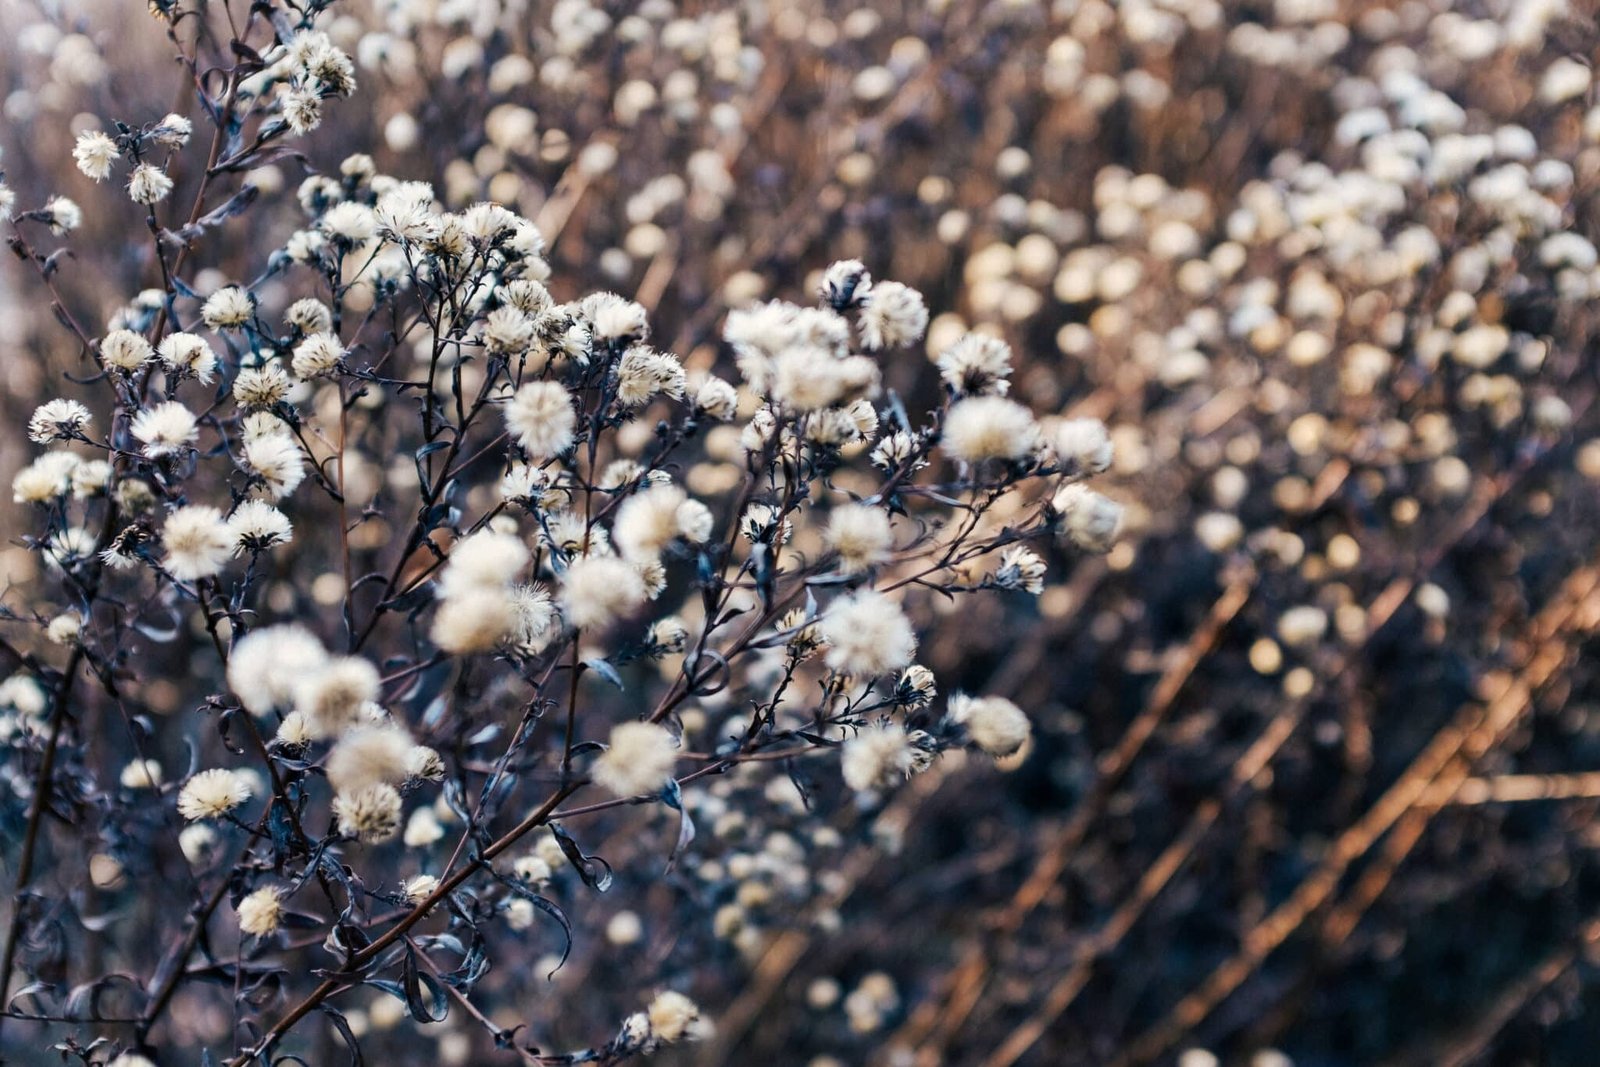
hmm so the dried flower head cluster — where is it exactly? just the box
[0,3,1120,1064]
[4,0,1598,1064]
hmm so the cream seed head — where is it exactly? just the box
[942,396,1038,463]
[237,886,284,937]
[131,401,198,458]
[948,694,1031,757]
[162,505,234,582]
[559,554,647,630]
[156,333,218,383]
[28,399,91,443]
[646,990,705,1043]
[1052,483,1124,553]
[202,286,255,329]
[228,500,293,554]
[817,590,917,677]
[291,332,344,379]
[100,329,154,372]
[228,624,328,717]
[73,130,119,180]
[505,380,577,458]
[591,720,678,797]
[127,162,174,205]
[825,504,894,573]
[326,724,416,794]
[178,768,254,821]
[293,656,382,739]
[243,433,307,500]
[841,721,932,792]
[333,782,404,843]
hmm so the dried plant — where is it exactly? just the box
[0,3,1118,1063]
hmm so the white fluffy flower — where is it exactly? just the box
[817,590,917,677]
[202,286,255,330]
[100,329,154,372]
[431,587,516,654]
[841,721,930,791]
[614,485,702,560]
[437,529,530,598]
[333,782,403,843]
[326,724,415,795]
[942,396,1037,463]
[293,656,381,739]
[156,333,218,382]
[291,332,344,379]
[646,990,706,1043]
[228,624,328,716]
[73,130,119,181]
[591,721,678,797]
[237,887,283,936]
[178,768,254,821]
[233,364,292,409]
[615,346,687,407]
[505,381,577,457]
[43,196,81,234]
[937,334,1013,397]
[694,376,740,419]
[28,399,91,443]
[825,504,893,574]
[228,500,293,554]
[858,281,928,350]
[131,401,198,458]
[13,454,78,503]
[1050,418,1113,474]
[127,163,174,205]
[559,555,647,630]
[243,433,307,500]
[948,694,1031,757]
[1052,484,1123,553]
[163,505,234,581]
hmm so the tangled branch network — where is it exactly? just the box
[0,3,1120,1064]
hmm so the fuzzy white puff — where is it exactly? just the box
[236,886,283,937]
[942,396,1038,463]
[840,721,928,791]
[504,381,577,458]
[614,485,690,560]
[437,529,530,597]
[559,554,646,630]
[293,656,382,739]
[1049,417,1113,474]
[333,782,403,843]
[325,724,415,794]
[937,333,1013,397]
[202,286,254,329]
[431,586,516,654]
[163,505,234,582]
[948,694,1031,757]
[817,590,917,677]
[243,433,307,500]
[591,721,678,797]
[28,399,91,443]
[858,281,928,350]
[825,504,893,574]
[178,768,254,821]
[131,401,198,458]
[228,500,293,553]
[156,332,217,382]
[228,624,328,716]
[100,329,154,372]
[1052,484,1123,553]
[646,990,706,1043]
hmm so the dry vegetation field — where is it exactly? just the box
[2,1,1600,1065]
